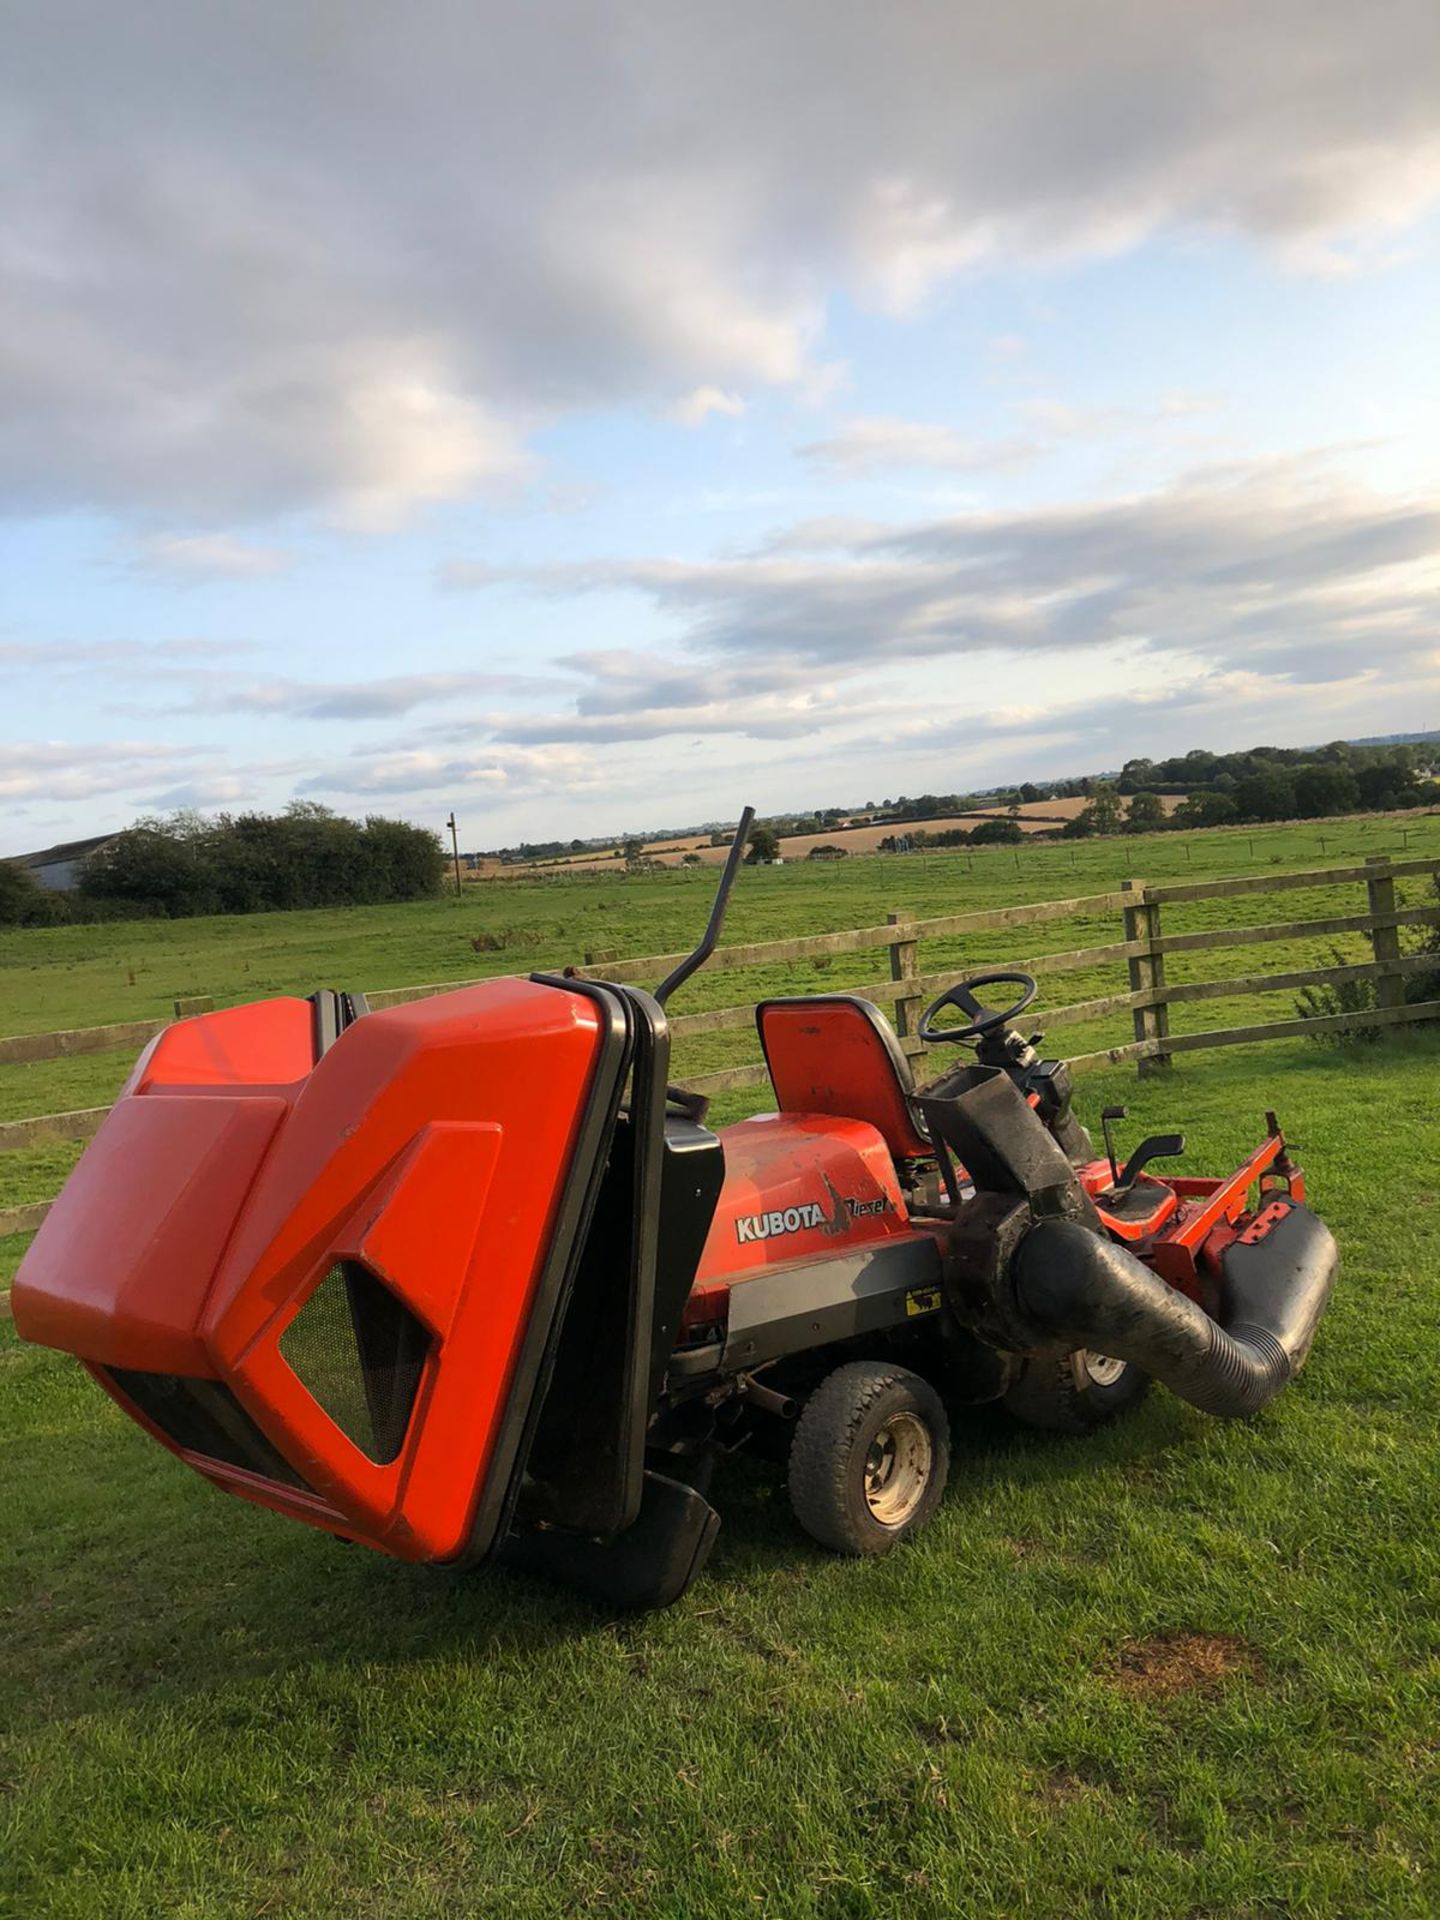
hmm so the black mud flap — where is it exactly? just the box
[501,1470,721,1610]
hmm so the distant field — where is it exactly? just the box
[509,795,1186,871]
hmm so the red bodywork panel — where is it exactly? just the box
[14,982,613,1564]
[687,1113,914,1307]
[124,997,316,1095]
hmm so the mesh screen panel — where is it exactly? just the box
[280,1261,430,1464]
[105,1368,308,1489]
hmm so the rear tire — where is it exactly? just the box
[1002,1348,1148,1434]
[788,1362,950,1556]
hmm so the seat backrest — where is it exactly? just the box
[756,996,932,1163]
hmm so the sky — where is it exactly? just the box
[3,2,1439,856]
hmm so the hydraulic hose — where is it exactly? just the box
[1010,1204,1338,1419]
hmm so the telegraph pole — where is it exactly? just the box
[445,811,462,896]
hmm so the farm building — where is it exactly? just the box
[10,833,118,891]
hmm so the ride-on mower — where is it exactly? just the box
[14,810,1339,1608]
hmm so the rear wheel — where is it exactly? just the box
[1002,1348,1148,1433]
[788,1362,950,1556]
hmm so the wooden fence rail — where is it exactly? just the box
[3,855,1438,1243]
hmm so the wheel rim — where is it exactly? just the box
[862,1412,933,1527]
[1079,1350,1127,1389]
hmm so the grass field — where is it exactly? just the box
[3,813,1440,1915]
[3,1039,1439,1917]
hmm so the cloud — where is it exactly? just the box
[0,636,251,670]
[434,562,508,593]
[489,458,1439,680]
[0,739,206,803]
[131,533,292,578]
[669,386,747,427]
[166,668,563,720]
[2,3,1436,523]
[307,740,600,800]
[11,452,1440,843]
[144,774,259,808]
[797,416,1037,476]
[1019,392,1224,438]
[490,689,876,747]
[557,647,831,714]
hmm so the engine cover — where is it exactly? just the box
[693,1112,912,1286]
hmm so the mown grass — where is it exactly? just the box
[3,1037,1438,1917]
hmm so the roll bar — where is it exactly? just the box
[653,806,755,1007]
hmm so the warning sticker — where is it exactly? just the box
[904,1287,941,1318]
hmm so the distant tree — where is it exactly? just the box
[1172,791,1238,828]
[1118,757,1157,795]
[1233,769,1297,822]
[1089,783,1125,834]
[1019,782,1041,804]
[746,824,781,864]
[0,860,64,925]
[969,817,1024,845]
[1060,812,1094,839]
[806,844,848,860]
[79,818,220,918]
[1124,791,1167,833]
[1067,782,1124,837]
[1355,762,1421,810]
[78,805,445,918]
[1293,765,1360,819]
[681,851,703,866]
[358,815,446,900]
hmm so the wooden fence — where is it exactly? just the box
[2,854,1438,1244]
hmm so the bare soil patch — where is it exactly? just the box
[1106,1631,1260,1699]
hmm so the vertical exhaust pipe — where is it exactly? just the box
[654,806,755,1008]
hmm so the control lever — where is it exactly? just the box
[1100,1105,1127,1185]
[1116,1132,1186,1190]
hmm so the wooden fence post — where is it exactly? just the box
[1366,856,1406,1019]
[1122,879,1172,1075]
[888,912,924,1058]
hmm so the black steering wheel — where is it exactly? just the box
[918,970,1039,1044]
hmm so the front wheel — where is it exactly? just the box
[788,1362,950,1556]
[1002,1348,1149,1434]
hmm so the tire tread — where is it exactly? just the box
[788,1361,949,1556]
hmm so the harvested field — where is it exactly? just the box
[513,797,1188,871]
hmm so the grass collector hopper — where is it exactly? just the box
[13,810,1339,1607]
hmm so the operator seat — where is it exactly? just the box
[756,995,932,1165]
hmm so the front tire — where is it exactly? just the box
[1002,1348,1149,1433]
[788,1362,950,1556]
